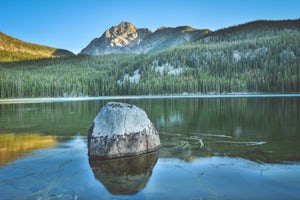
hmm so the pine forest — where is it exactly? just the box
[0,20,299,98]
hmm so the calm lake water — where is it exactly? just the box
[0,95,300,200]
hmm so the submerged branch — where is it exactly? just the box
[191,133,233,138]
[216,141,266,146]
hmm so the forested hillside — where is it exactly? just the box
[0,19,299,97]
[0,32,74,62]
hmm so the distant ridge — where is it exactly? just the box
[0,18,299,97]
[1,18,300,61]
[80,22,211,55]
[0,32,74,62]
[202,19,300,41]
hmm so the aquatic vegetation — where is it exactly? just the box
[161,131,269,162]
[215,140,266,146]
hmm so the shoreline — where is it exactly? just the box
[0,93,300,104]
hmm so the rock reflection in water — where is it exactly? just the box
[89,151,158,195]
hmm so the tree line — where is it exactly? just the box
[0,28,299,98]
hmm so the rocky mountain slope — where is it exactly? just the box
[132,26,210,54]
[80,22,152,55]
[0,32,74,62]
[80,22,211,55]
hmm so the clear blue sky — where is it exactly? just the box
[1,0,299,54]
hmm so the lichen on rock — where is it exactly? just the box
[88,102,160,158]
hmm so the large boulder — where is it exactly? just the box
[88,102,160,158]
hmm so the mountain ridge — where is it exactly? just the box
[201,19,300,42]
[79,19,300,56]
[1,18,300,62]
[0,32,74,62]
[79,21,211,55]
[0,18,299,97]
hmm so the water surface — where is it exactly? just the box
[0,96,299,199]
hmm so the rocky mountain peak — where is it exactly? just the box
[80,22,152,55]
[103,22,138,47]
[113,21,137,34]
[80,22,209,55]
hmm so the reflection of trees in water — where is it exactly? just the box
[0,133,56,165]
[0,97,299,163]
[142,97,299,138]
[157,112,183,128]
[139,97,300,163]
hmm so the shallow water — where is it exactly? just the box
[0,96,300,199]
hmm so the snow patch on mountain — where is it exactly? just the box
[117,69,141,85]
[232,47,269,62]
[152,61,184,76]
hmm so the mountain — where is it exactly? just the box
[132,26,210,54]
[0,32,74,62]
[1,19,299,98]
[80,22,152,55]
[79,22,211,55]
[201,19,300,42]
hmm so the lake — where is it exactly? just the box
[0,95,300,200]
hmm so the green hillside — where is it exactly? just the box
[201,19,300,42]
[0,19,299,98]
[0,32,74,62]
